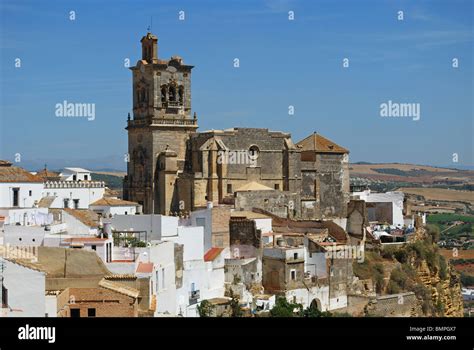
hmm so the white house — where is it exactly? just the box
[59,208,101,236]
[59,167,91,182]
[1,258,46,317]
[42,180,105,210]
[110,213,226,317]
[351,190,405,228]
[89,197,141,217]
[0,161,44,209]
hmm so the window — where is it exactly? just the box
[161,269,165,289]
[309,252,313,258]
[293,253,298,260]
[73,199,79,209]
[63,199,69,208]
[125,211,128,215]
[29,190,32,196]
[87,308,96,317]
[84,175,88,181]
[12,188,19,207]
[274,184,280,190]
[227,184,233,194]
[290,269,296,281]
[72,175,77,181]
[70,308,80,317]
[91,245,96,251]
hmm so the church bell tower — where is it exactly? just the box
[123,33,198,214]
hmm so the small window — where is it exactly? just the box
[12,188,19,207]
[87,308,96,317]
[29,190,32,196]
[293,253,298,260]
[290,270,296,281]
[125,211,128,215]
[73,175,77,181]
[274,184,279,190]
[73,199,79,209]
[91,245,96,251]
[227,184,232,194]
[84,175,88,181]
[70,308,80,317]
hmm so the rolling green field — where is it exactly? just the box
[427,213,474,238]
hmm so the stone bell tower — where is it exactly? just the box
[123,33,198,214]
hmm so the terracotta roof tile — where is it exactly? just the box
[38,196,56,208]
[63,209,100,228]
[297,133,348,154]
[204,247,224,262]
[90,197,139,207]
[0,164,43,183]
[136,262,154,273]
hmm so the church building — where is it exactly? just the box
[123,33,350,220]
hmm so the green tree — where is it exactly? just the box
[269,297,303,317]
[197,300,214,317]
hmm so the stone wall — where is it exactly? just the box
[235,190,300,219]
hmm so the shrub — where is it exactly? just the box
[269,297,303,317]
[426,224,440,243]
[197,300,214,317]
[438,255,448,280]
[387,280,401,294]
[373,263,385,293]
[394,249,408,263]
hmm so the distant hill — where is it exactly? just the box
[350,163,474,185]
[92,172,124,189]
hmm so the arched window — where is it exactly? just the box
[169,85,176,101]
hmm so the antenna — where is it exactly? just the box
[147,16,153,32]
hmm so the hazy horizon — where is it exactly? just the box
[1,0,473,168]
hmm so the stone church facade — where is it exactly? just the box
[123,33,350,220]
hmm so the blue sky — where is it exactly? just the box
[0,0,472,170]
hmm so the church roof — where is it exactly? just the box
[235,181,274,192]
[296,133,349,154]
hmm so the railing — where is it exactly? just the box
[44,181,105,188]
[127,117,197,127]
[163,101,182,108]
[152,118,197,126]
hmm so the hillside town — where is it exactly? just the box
[0,33,465,318]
